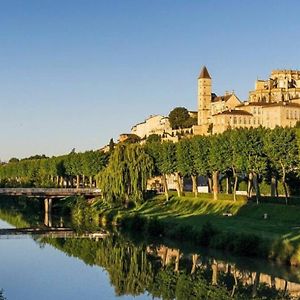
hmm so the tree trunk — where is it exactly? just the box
[233,168,238,202]
[231,268,238,298]
[59,176,64,187]
[211,260,218,285]
[247,172,253,198]
[175,172,183,197]
[191,175,198,197]
[76,175,80,189]
[282,169,289,205]
[82,175,85,188]
[174,250,180,273]
[162,174,169,201]
[207,176,212,193]
[89,176,93,188]
[212,171,219,200]
[252,272,260,298]
[271,176,277,197]
[191,254,198,274]
[226,176,232,194]
[253,172,260,204]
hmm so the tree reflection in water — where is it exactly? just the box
[40,235,295,300]
[0,289,6,300]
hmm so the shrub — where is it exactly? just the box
[269,239,294,264]
[196,221,219,246]
[147,217,164,236]
[290,246,300,266]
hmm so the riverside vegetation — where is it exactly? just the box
[1,126,300,265]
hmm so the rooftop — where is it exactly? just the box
[198,66,211,79]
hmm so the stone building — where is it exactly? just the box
[131,114,171,139]
[130,114,194,142]
[193,67,300,135]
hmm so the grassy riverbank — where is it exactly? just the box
[84,193,300,266]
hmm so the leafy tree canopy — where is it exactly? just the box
[146,134,161,143]
[168,107,197,129]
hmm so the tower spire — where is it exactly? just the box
[198,66,211,79]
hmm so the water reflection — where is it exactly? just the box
[37,234,298,299]
[0,197,299,299]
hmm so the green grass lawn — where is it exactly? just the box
[130,193,300,245]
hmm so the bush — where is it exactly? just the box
[269,239,294,264]
[168,224,196,241]
[196,221,219,246]
[147,217,164,236]
[118,213,147,232]
[290,246,300,266]
[232,233,262,256]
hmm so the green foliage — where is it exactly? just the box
[98,144,154,206]
[122,134,141,144]
[0,151,107,188]
[168,107,196,129]
[176,138,196,177]
[146,134,161,143]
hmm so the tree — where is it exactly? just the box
[109,138,115,152]
[228,129,249,201]
[176,138,197,196]
[264,127,298,204]
[146,134,161,143]
[146,141,177,200]
[160,142,177,199]
[98,144,154,206]
[243,128,268,203]
[123,134,141,144]
[208,134,231,200]
[191,136,210,194]
[169,107,196,130]
[8,157,19,163]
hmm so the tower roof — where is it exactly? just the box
[198,66,211,79]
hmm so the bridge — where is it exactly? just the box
[0,188,102,215]
[0,227,109,240]
[0,188,101,198]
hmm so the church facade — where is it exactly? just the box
[193,67,300,135]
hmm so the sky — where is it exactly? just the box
[0,0,300,161]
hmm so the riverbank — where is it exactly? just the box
[87,193,300,266]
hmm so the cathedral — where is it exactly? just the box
[193,66,300,135]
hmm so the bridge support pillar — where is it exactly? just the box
[44,198,52,214]
[44,198,53,227]
[44,211,52,227]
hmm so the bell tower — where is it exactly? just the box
[198,66,212,126]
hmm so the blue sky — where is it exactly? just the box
[0,0,299,161]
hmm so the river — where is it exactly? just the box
[0,199,299,299]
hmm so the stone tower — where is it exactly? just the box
[198,66,212,126]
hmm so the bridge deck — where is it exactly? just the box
[0,227,109,239]
[0,188,101,197]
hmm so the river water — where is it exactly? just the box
[0,207,299,299]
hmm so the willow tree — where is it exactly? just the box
[98,144,154,207]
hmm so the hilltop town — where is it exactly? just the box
[117,67,300,144]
